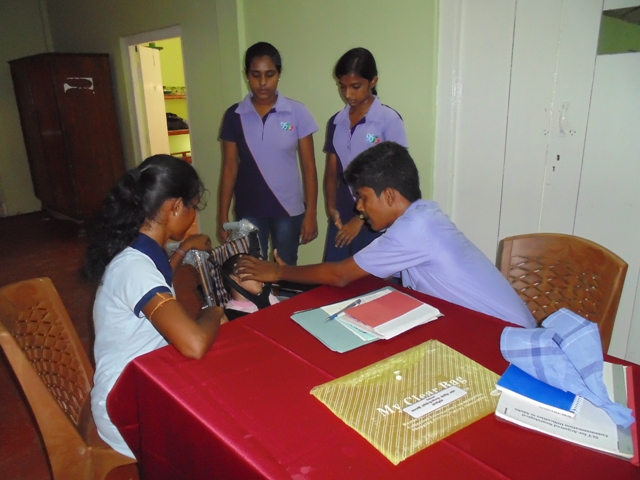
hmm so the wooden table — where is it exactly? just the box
[108,277,639,479]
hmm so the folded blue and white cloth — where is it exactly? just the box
[500,308,634,428]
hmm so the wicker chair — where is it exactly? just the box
[497,233,628,352]
[0,277,138,480]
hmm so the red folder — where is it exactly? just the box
[345,290,425,327]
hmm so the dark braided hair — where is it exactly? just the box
[334,47,378,96]
[244,42,282,74]
[83,154,204,281]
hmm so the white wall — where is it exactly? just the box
[576,53,640,363]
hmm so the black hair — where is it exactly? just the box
[221,253,243,294]
[334,47,378,96]
[244,42,282,74]
[344,141,421,202]
[83,154,205,281]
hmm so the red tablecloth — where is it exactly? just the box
[107,277,639,479]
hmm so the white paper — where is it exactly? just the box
[403,386,468,419]
[495,382,632,458]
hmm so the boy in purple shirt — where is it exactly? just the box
[239,142,535,328]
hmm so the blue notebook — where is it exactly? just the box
[496,364,582,417]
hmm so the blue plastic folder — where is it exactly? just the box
[290,290,393,353]
[496,364,582,416]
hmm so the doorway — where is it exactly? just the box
[122,26,192,164]
[122,26,198,236]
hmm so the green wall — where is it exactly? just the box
[155,38,191,155]
[44,0,241,245]
[598,16,640,55]
[0,0,52,216]
[156,38,186,89]
[24,0,438,265]
[242,0,439,263]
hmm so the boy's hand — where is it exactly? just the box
[273,249,288,266]
[238,252,285,283]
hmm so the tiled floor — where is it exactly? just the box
[0,211,95,479]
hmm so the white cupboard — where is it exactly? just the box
[436,0,640,362]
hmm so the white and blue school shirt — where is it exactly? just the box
[324,96,407,221]
[354,200,536,328]
[91,233,174,458]
[220,93,318,219]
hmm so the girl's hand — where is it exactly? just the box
[300,212,318,244]
[334,215,364,248]
[330,209,343,230]
[217,224,229,244]
[180,234,212,253]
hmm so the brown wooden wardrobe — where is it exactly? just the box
[9,53,125,221]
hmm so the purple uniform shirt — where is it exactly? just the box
[324,97,407,220]
[220,93,318,218]
[354,200,536,328]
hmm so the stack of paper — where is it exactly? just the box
[496,364,583,418]
[290,287,443,353]
[495,362,638,464]
[341,288,442,339]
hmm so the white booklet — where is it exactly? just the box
[495,362,638,464]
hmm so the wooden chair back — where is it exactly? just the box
[497,233,627,352]
[0,277,137,480]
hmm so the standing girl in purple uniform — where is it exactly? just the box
[218,42,318,265]
[323,47,408,262]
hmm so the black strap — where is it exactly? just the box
[220,269,272,310]
[223,308,249,321]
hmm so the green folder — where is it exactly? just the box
[290,290,390,353]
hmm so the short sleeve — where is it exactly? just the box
[382,108,409,148]
[219,104,240,142]
[294,102,318,139]
[323,114,338,154]
[114,254,172,316]
[354,214,430,278]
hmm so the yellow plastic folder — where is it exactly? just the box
[311,340,500,464]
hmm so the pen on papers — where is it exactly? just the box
[324,299,362,323]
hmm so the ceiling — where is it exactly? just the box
[603,6,640,26]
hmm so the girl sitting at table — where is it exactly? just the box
[220,253,279,321]
[83,154,226,458]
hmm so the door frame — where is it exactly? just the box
[120,25,182,166]
[434,0,463,217]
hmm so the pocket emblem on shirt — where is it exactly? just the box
[366,133,381,144]
[280,122,294,131]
